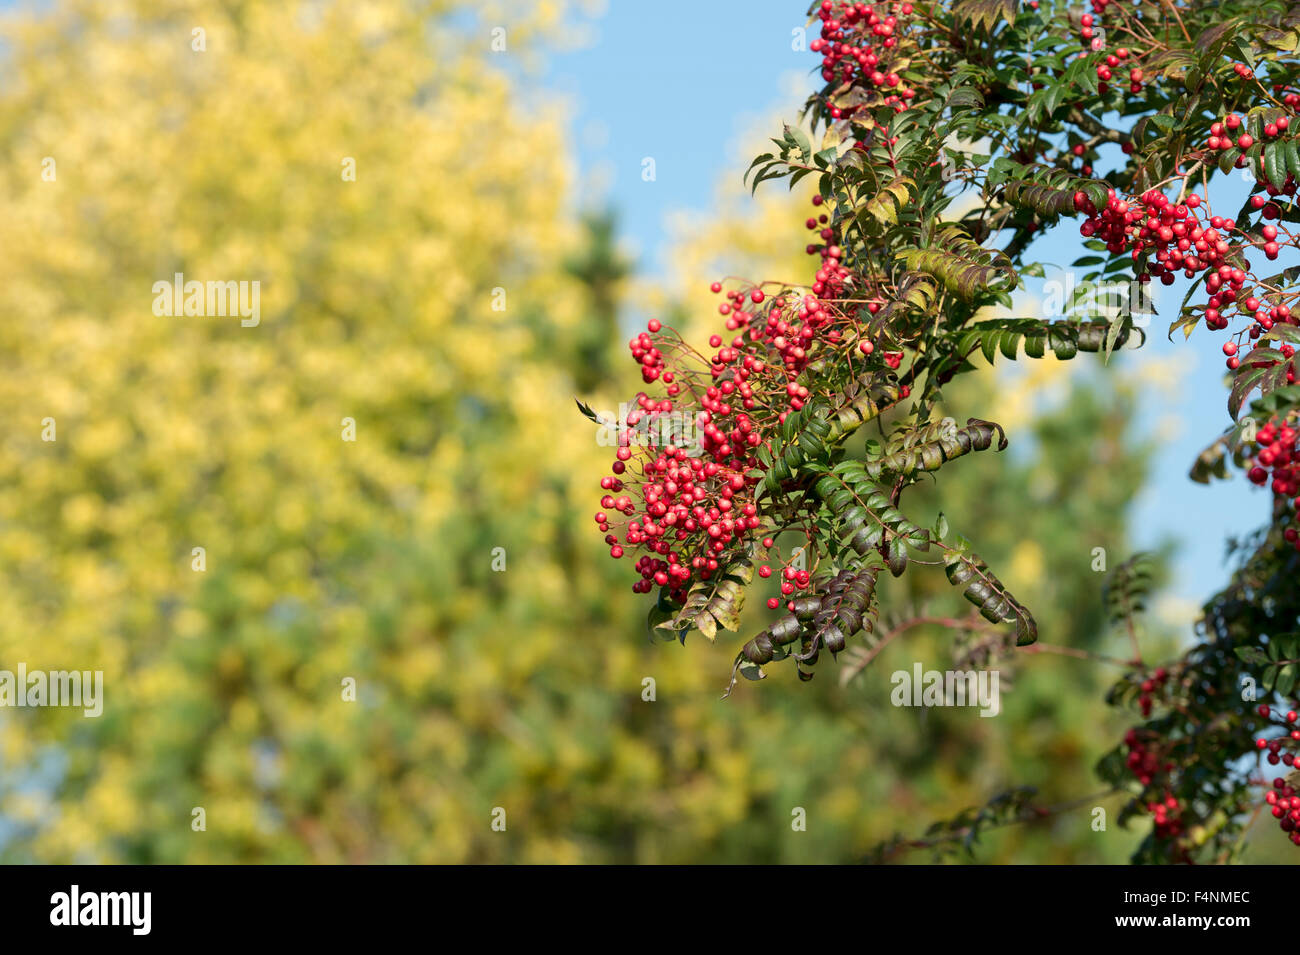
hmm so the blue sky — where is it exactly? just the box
[542,1,1269,612]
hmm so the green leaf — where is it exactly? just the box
[942,544,1037,646]
[1234,646,1270,665]
[646,601,684,644]
[952,0,1017,33]
[1229,363,1269,419]
[739,659,766,681]
[662,546,756,641]
[744,152,774,179]
[1249,383,1300,419]
[1286,139,1300,182]
[574,398,603,424]
[1189,437,1229,484]
[785,123,811,162]
[1277,663,1298,698]
[1265,141,1286,188]
[899,225,1017,302]
[886,536,908,577]
[860,177,915,226]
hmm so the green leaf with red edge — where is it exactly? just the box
[1246,383,1300,424]
[1243,347,1286,364]
[1218,146,1241,175]
[1229,363,1269,419]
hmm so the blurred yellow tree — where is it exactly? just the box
[0,0,620,863]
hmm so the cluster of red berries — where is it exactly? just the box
[1199,109,1300,369]
[596,425,763,597]
[603,181,895,602]
[1074,188,1224,280]
[810,0,917,120]
[1146,795,1186,840]
[1077,1,1140,98]
[714,193,870,416]
[1202,112,1292,153]
[1086,37,1142,95]
[1123,727,1172,787]
[1121,670,1198,846]
[757,535,818,610]
[1072,170,1300,378]
[1135,666,1169,718]
[1149,795,1190,841]
[1265,776,1300,844]
[1246,417,1300,552]
[601,0,949,604]
[1254,705,1300,844]
[1077,11,1099,47]
[1122,726,1188,844]
[1255,704,1300,767]
[1219,161,1300,370]
[629,327,668,385]
[1242,171,1297,239]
